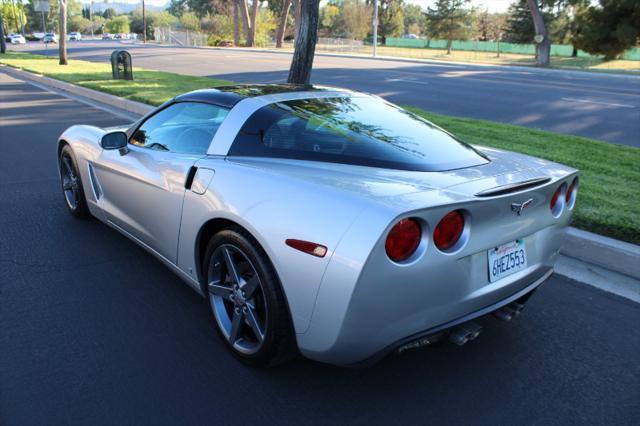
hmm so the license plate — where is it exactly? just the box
[488,240,527,283]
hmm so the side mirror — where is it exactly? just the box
[101,131,128,150]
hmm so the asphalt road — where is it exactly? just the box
[10,41,640,147]
[1,72,639,425]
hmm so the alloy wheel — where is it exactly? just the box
[60,153,80,210]
[207,244,268,355]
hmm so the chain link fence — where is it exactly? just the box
[153,27,208,47]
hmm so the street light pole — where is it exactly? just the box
[372,0,378,57]
[142,0,146,43]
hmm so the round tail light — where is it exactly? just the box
[550,184,566,217]
[565,177,578,209]
[385,218,421,262]
[433,210,465,251]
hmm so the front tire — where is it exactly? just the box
[59,145,90,219]
[203,227,296,367]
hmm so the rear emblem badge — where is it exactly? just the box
[511,198,534,216]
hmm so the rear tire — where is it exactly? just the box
[59,145,90,219]
[203,227,296,367]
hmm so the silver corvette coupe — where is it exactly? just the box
[57,85,579,366]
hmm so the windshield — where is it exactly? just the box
[229,96,488,172]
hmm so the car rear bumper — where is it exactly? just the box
[348,266,552,367]
[300,265,553,365]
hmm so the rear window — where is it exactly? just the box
[229,96,488,172]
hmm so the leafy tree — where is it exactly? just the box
[320,3,339,30]
[378,0,404,43]
[426,0,471,53]
[574,0,640,60]
[180,11,200,31]
[202,12,234,45]
[167,0,187,18]
[102,7,116,20]
[106,15,129,33]
[1,1,27,34]
[340,0,372,40]
[473,9,507,41]
[403,3,425,36]
[68,15,91,33]
[254,6,276,46]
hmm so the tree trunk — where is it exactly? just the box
[246,0,259,47]
[446,39,452,54]
[526,0,550,66]
[0,12,6,54]
[291,0,301,40]
[239,0,251,46]
[17,0,25,34]
[276,0,290,48]
[287,0,319,84]
[233,0,240,46]
[59,0,68,65]
[571,46,577,57]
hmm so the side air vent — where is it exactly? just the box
[87,163,103,200]
[475,177,551,197]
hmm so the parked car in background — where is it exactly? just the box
[102,33,114,40]
[68,32,82,41]
[128,33,137,40]
[43,33,58,43]
[8,34,26,44]
[114,33,130,40]
[402,34,419,39]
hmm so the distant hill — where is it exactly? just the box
[88,2,169,15]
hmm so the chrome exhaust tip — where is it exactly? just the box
[448,322,483,346]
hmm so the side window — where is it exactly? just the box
[130,102,229,154]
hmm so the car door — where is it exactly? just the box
[93,101,229,263]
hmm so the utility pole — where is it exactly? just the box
[372,0,378,57]
[142,0,146,43]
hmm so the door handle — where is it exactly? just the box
[184,166,198,190]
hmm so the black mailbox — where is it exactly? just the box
[110,50,133,80]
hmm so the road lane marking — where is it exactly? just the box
[560,97,636,108]
[386,78,429,85]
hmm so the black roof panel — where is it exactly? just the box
[174,84,335,108]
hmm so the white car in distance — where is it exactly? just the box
[9,34,26,44]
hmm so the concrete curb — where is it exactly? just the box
[135,41,640,81]
[561,228,640,280]
[0,64,153,116]
[3,64,638,294]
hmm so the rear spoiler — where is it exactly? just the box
[474,177,551,197]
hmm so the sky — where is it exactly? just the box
[80,0,517,14]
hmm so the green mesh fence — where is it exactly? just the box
[366,37,640,60]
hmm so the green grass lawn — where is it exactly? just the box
[2,52,638,244]
[0,52,231,105]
